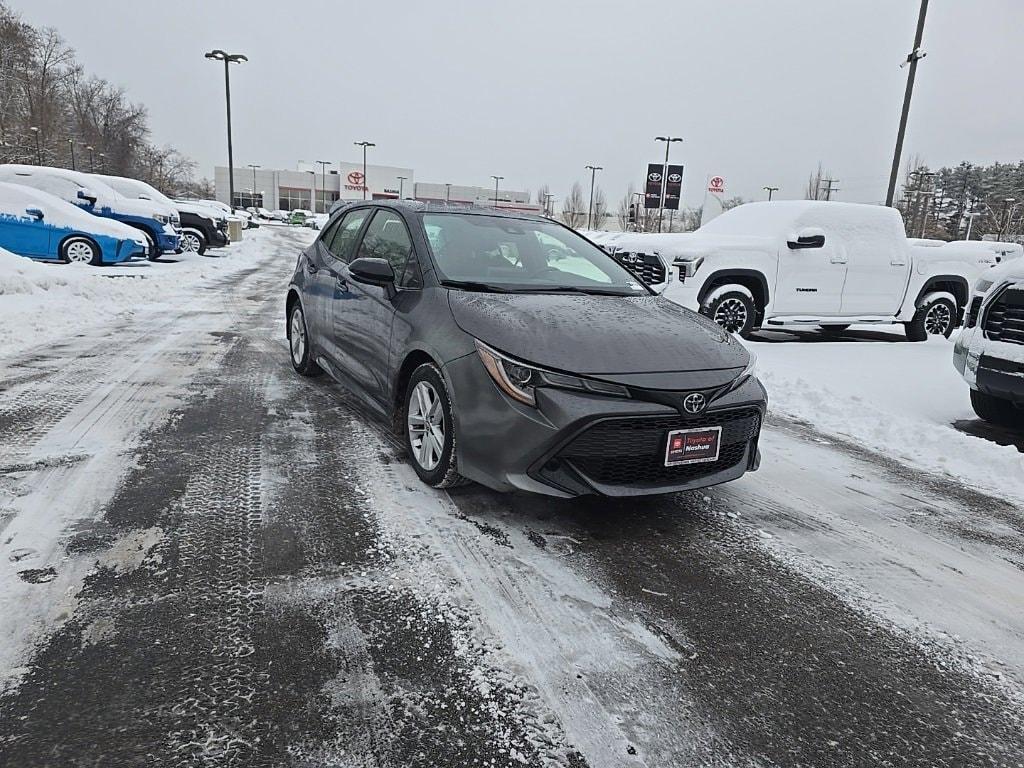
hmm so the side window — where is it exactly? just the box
[317,216,342,250]
[327,209,369,263]
[357,211,421,288]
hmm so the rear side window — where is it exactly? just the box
[318,216,342,249]
[327,209,369,263]
[357,210,421,288]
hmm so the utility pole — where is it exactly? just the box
[247,164,261,207]
[445,183,452,203]
[585,164,602,230]
[396,175,407,199]
[544,193,555,217]
[886,0,929,207]
[763,185,779,201]
[654,136,682,232]
[822,178,840,201]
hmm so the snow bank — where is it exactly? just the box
[752,329,1024,504]
[0,227,313,360]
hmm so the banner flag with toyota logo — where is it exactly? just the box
[644,164,662,209]
[663,164,684,210]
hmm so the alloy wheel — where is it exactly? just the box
[924,303,952,336]
[181,232,201,254]
[289,308,306,365]
[714,297,748,334]
[407,381,444,471]
[66,240,93,263]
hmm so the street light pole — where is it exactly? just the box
[67,138,76,171]
[247,164,261,207]
[354,141,375,200]
[491,175,503,208]
[315,160,332,211]
[885,0,929,207]
[205,50,248,210]
[396,175,407,199]
[654,136,682,232]
[86,145,95,172]
[445,183,452,203]
[29,127,41,165]
[763,186,779,201]
[585,165,603,230]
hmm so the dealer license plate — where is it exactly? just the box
[664,427,722,466]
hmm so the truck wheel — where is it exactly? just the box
[970,390,1024,428]
[906,293,957,341]
[180,228,207,256]
[703,288,757,338]
[61,236,101,266]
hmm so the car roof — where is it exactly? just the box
[333,198,548,224]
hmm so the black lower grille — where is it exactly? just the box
[983,287,1024,345]
[611,251,667,286]
[558,408,760,487]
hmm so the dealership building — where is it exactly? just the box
[214,161,541,214]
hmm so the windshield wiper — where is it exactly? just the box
[516,285,638,296]
[440,280,512,293]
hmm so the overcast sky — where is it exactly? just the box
[13,0,1024,207]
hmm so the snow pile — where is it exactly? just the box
[753,329,1024,503]
[0,227,312,360]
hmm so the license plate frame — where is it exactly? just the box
[664,426,722,466]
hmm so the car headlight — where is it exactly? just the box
[475,340,629,406]
[728,350,758,392]
[974,276,994,294]
[674,256,704,280]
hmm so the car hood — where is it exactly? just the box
[447,291,748,378]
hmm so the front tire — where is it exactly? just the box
[906,294,957,341]
[61,236,101,266]
[287,301,322,377]
[180,228,207,256]
[970,390,1024,428]
[702,288,757,338]
[405,364,466,488]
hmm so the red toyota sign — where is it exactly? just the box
[347,171,365,186]
[708,176,725,194]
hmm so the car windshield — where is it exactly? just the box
[421,213,649,295]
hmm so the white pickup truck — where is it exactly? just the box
[589,201,1020,340]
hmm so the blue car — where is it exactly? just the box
[0,182,147,265]
[0,164,180,260]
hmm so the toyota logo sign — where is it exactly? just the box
[648,171,663,182]
[682,392,707,414]
[347,171,365,186]
[668,173,682,183]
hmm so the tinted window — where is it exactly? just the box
[327,209,369,263]
[318,216,342,249]
[357,210,420,287]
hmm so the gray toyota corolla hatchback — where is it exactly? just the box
[285,201,766,497]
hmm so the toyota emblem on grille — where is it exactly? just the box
[682,392,707,414]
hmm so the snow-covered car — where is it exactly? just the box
[194,199,251,229]
[591,202,1001,341]
[953,258,1024,427]
[0,182,147,265]
[95,175,229,255]
[305,213,328,230]
[0,165,180,260]
[270,209,289,222]
[289,209,311,226]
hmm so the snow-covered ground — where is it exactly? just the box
[751,326,1024,503]
[0,224,312,360]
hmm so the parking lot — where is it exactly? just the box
[1,225,1022,767]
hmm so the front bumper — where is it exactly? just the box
[157,227,180,253]
[954,323,1024,403]
[443,353,766,497]
[210,227,229,248]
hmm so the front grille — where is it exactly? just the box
[966,296,983,328]
[611,251,667,286]
[557,407,760,487]
[983,286,1024,345]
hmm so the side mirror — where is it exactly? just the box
[348,257,396,286]
[787,227,826,250]
[25,207,44,221]
[77,188,97,205]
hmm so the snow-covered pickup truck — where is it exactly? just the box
[953,258,1024,427]
[589,201,1017,341]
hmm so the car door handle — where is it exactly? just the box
[830,256,847,264]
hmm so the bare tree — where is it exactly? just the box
[616,184,636,230]
[591,186,607,230]
[561,181,586,229]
